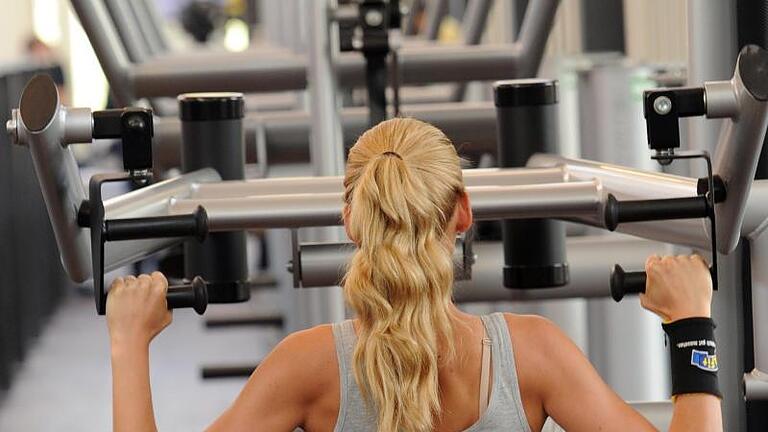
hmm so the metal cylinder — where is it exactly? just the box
[454,236,672,302]
[170,181,605,231]
[14,75,92,283]
[297,235,671,297]
[179,93,248,302]
[494,79,568,288]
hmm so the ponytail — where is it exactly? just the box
[342,118,465,431]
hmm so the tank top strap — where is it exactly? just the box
[332,320,377,431]
[480,313,533,432]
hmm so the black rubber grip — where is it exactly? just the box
[167,276,208,315]
[604,194,709,231]
[610,264,647,302]
[104,206,208,242]
[611,264,715,302]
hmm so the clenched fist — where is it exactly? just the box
[640,255,713,322]
[107,272,173,347]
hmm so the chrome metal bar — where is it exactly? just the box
[746,182,768,383]
[103,0,149,62]
[530,47,768,257]
[74,0,559,101]
[70,0,134,105]
[102,169,221,273]
[711,46,768,253]
[515,0,560,77]
[133,44,530,97]
[299,0,346,328]
[132,53,309,96]
[451,0,494,101]
[169,181,604,231]
[296,235,671,296]
[8,76,93,282]
[297,238,471,287]
[190,167,567,199]
[528,154,711,250]
[453,236,672,302]
[132,0,168,54]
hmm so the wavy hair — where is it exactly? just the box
[342,117,465,431]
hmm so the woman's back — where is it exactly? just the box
[288,310,561,432]
[332,313,531,432]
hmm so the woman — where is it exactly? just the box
[108,118,722,431]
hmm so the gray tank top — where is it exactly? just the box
[331,312,533,432]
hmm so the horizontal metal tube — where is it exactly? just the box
[298,239,470,287]
[132,44,527,98]
[190,167,567,199]
[528,154,711,250]
[132,52,309,96]
[337,44,522,87]
[295,235,671,300]
[170,181,604,231]
[102,169,220,272]
[153,102,499,169]
[453,236,673,302]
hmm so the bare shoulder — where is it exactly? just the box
[273,323,338,370]
[256,324,339,401]
[501,313,570,345]
[277,323,337,357]
[499,313,581,369]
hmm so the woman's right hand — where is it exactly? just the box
[107,272,172,347]
[640,255,713,322]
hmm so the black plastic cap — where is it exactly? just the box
[493,79,558,107]
[503,263,569,289]
[610,264,626,302]
[190,276,209,315]
[178,92,245,121]
[604,194,619,231]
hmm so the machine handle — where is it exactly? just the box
[610,264,647,302]
[610,263,715,302]
[166,276,208,315]
[604,194,709,231]
[104,206,208,242]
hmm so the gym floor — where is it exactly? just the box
[0,288,282,432]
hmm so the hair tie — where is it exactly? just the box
[380,151,403,160]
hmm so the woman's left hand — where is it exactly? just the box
[107,272,172,347]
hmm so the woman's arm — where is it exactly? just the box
[510,314,657,431]
[514,255,722,432]
[107,271,336,432]
[642,255,722,432]
[107,273,172,432]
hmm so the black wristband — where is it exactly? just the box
[662,317,721,398]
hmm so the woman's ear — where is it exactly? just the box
[455,191,473,233]
[343,204,357,244]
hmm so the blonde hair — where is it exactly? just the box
[342,118,465,431]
